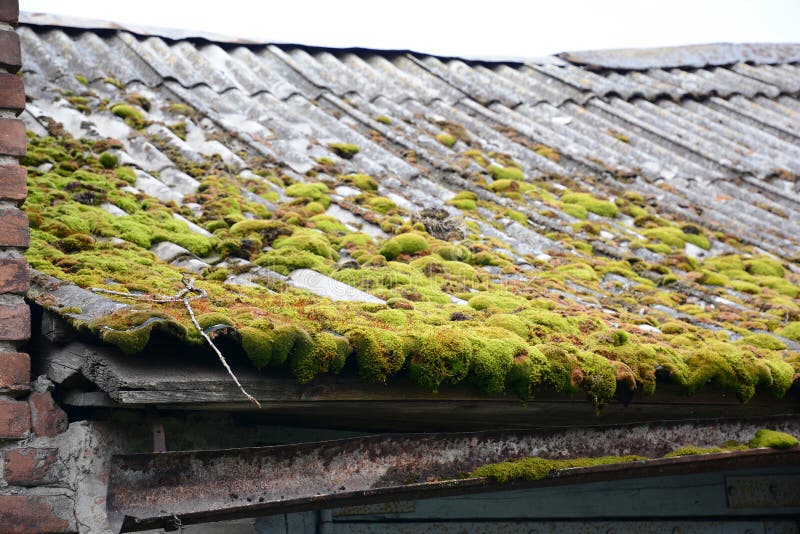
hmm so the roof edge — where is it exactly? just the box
[559,42,800,70]
[18,11,560,65]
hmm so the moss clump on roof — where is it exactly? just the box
[379,232,430,260]
[744,258,785,278]
[433,244,471,262]
[471,455,645,483]
[468,291,527,313]
[375,115,392,125]
[488,165,524,181]
[110,103,146,128]
[340,173,378,191]
[561,193,618,218]
[368,196,397,214]
[560,202,588,220]
[345,326,407,382]
[273,230,338,260]
[75,74,89,86]
[778,322,800,342]
[738,333,787,351]
[748,429,798,449]
[436,132,456,148]
[641,226,710,250]
[328,142,360,159]
[533,144,560,162]
[285,182,330,207]
[98,152,117,169]
[407,326,472,391]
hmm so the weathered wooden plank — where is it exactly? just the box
[43,340,800,430]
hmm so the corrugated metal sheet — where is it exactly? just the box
[16,21,800,410]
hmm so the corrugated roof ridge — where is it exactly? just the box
[21,11,800,70]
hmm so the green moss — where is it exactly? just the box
[114,166,137,184]
[699,270,729,286]
[470,455,645,483]
[745,258,784,278]
[641,226,686,248]
[518,309,576,335]
[448,198,476,210]
[110,103,144,124]
[285,182,330,206]
[341,232,373,248]
[166,102,194,116]
[98,152,117,169]
[533,144,560,162]
[255,248,332,275]
[731,280,761,294]
[168,121,187,141]
[469,291,528,313]
[291,331,349,383]
[663,446,726,458]
[561,193,618,218]
[407,327,472,391]
[756,276,799,297]
[328,142,360,159]
[488,165,524,181]
[75,74,89,86]
[748,429,799,449]
[684,232,711,250]
[561,203,588,219]
[486,313,529,338]
[738,334,787,351]
[341,173,378,191]
[379,233,430,260]
[375,115,392,125]
[368,196,397,214]
[345,326,407,382]
[778,322,800,342]
[436,132,456,148]
[90,310,190,355]
[466,327,529,394]
[433,244,471,262]
[240,325,309,368]
[196,313,234,330]
[273,230,337,260]
[304,201,326,215]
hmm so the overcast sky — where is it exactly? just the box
[22,0,800,59]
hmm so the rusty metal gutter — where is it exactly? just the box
[106,422,800,532]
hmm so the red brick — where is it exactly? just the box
[0,257,27,293]
[0,495,76,533]
[0,396,29,438]
[0,351,28,391]
[0,1,18,26]
[0,164,26,202]
[28,391,67,438]
[0,207,28,247]
[3,447,59,485]
[0,301,29,340]
[0,73,23,113]
[0,117,25,156]
[0,30,20,72]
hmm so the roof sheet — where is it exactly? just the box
[17,23,800,411]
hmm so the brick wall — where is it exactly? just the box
[0,2,75,531]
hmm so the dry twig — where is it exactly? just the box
[93,278,261,407]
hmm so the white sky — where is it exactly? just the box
[22,0,800,59]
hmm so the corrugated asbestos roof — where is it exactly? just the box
[17,18,800,411]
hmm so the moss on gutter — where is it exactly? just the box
[471,430,797,482]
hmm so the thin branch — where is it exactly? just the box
[92,278,261,407]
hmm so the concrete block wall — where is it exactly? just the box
[0,1,75,531]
